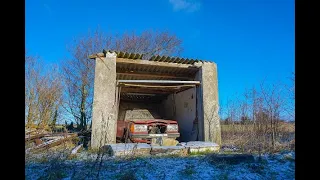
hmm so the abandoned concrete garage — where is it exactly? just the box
[89,50,221,149]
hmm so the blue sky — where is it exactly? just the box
[26,0,295,113]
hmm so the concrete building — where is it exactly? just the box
[89,50,221,149]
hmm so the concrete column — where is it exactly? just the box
[91,52,117,149]
[201,62,221,145]
[195,67,204,141]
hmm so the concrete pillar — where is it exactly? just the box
[195,67,204,141]
[91,52,117,149]
[200,62,221,145]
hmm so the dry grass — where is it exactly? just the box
[221,122,295,153]
[221,122,294,133]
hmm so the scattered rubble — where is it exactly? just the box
[25,132,78,153]
[25,133,48,142]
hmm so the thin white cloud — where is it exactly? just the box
[169,0,201,13]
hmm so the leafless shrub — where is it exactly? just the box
[220,77,295,153]
[113,30,183,59]
[25,53,63,130]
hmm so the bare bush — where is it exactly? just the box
[113,30,183,59]
[220,78,295,153]
[25,53,63,130]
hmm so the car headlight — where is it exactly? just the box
[130,124,148,132]
[167,124,178,132]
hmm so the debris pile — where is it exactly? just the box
[25,129,78,153]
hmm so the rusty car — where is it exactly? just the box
[116,109,180,145]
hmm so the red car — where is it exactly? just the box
[116,109,180,144]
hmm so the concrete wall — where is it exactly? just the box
[91,52,118,149]
[161,88,197,142]
[199,62,221,145]
[118,101,162,120]
[161,94,175,120]
[174,88,197,142]
[195,69,204,141]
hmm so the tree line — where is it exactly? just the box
[25,29,183,132]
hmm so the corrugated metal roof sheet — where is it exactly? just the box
[116,63,198,74]
[116,62,198,80]
[103,50,144,60]
[103,49,211,65]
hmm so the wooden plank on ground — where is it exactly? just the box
[25,133,47,142]
[26,134,77,153]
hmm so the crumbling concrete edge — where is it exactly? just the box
[102,141,220,157]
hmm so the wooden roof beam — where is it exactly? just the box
[117,80,200,85]
[116,72,193,80]
[119,83,197,88]
[120,88,172,94]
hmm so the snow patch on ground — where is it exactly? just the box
[25,151,295,180]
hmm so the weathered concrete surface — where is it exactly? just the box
[181,141,220,153]
[174,88,197,142]
[195,69,204,141]
[103,141,219,157]
[161,88,197,142]
[103,143,151,157]
[199,62,221,145]
[91,52,117,149]
[118,102,162,120]
[150,145,188,156]
[161,94,175,119]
